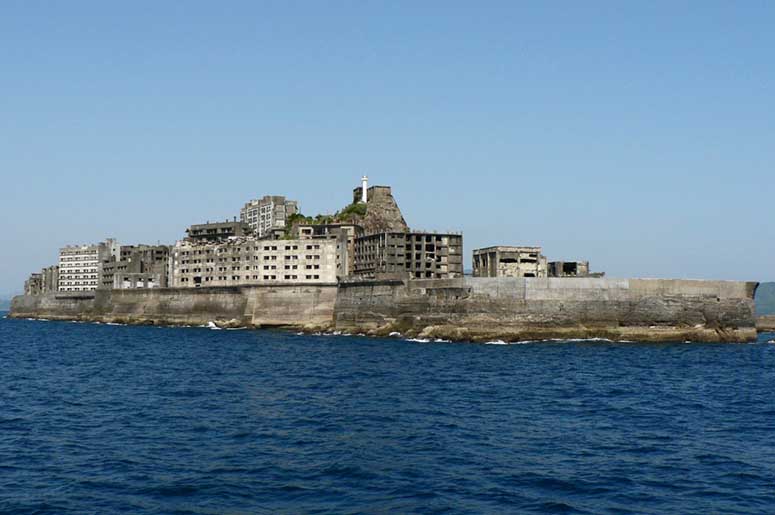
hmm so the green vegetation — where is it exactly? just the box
[338,202,367,219]
[756,282,775,315]
[282,202,368,238]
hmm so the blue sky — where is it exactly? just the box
[1,1,773,296]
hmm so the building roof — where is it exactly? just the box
[473,246,543,253]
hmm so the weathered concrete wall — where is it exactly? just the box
[334,277,759,343]
[10,278,759,342]
[10,284,338,330]
[757,315,775,332]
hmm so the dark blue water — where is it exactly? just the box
[1,314,774,514]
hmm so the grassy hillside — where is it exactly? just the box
[756,282,775,315]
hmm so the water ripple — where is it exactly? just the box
[1,317,774,514]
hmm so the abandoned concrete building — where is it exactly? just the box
[472,246,548,278]
[100,245,171,289]
[170,237,338,288]
[186,220,252,242]
[22,177,606,295]
[548,261,604,278]
[24,273,42,296]
[58,239,120,291]
[41,266,59,293]
[22,266,59,296]
[240,195,298,238]
[353,232,464,279]
[295,223,363,278]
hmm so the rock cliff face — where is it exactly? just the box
[10,277,759,343]
[360,186,409,233]
[336,186,409,234]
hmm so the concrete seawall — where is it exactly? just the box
[757,315,775,333]
[10,284,338,330]
[334,277,759,342]
[10,277,759,342]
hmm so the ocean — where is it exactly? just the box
[1,313,774,514]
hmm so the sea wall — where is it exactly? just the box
[757,315,775,332]
[10,284,338,330]
[334,277,759,342]
[10,278,759,342]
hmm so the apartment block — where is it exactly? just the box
[296,223,363,278]
[170,237,338,288]
[240,196,299,238]
[58,239,119,291]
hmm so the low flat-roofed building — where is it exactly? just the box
[186,220,252,242]
[354,231,463,280]
[473,246,548,278]
[548,261,604,278]
[170,237,339,288]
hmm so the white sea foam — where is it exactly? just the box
[405,338,431,343]
[389,332,402,337]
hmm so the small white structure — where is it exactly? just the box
[361,175,369,203]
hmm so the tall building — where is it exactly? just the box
[240,196,298,238]
[58,239,119,292]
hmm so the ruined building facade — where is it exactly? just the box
[548,261,603,278]
[100,245,171,290]
[354,232,464,279]
[472,246,548,278]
